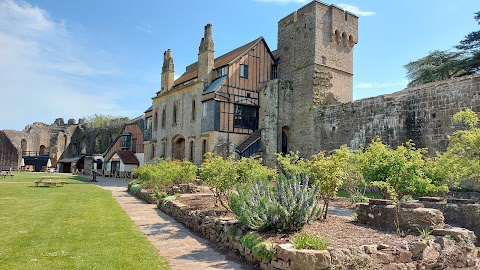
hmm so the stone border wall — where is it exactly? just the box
[158,196,480,270]
[417,197,480,239]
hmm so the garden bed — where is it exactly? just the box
[177,194,416,249]
[167,194,480,270]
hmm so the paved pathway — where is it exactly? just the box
[81,175,248,270]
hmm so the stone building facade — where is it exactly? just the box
[0,118,127,171]
[149,24,275,164]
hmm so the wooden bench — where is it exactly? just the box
[34,176,66,187]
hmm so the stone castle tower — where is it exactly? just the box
[260,1,358,164]
[277,1,358,105]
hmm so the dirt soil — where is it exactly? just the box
[176,194,420,249]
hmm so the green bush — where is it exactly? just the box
[128,183,142,196]
[131,158,198,191]
[290,232,328,250]
[240,232,277,260]
[199,154,278,211]
[230,176,322,232]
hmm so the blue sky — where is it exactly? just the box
[1,0,479,131]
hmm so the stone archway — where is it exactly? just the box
[172,135,185,160]
[39,145,46,156]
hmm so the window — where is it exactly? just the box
[270,64,277,79]
[173,104,177,125]
[162,140,166,158]
[154,112,158,130]
[240,64,248,79]
[202,139,208,159]
[192,100,196,120]
[216,66,228,78]
[161,109,166,128]
[120,133,132,149]
[150,144,155,159]
[189,140,194,161]
[234,104,258,130]
[132,138,137,153]
[202,102,208,117]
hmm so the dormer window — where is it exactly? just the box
[216,66,228,78]
[120,132,132,149]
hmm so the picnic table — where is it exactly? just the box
[34,176,66,187]
[1,167,14,178]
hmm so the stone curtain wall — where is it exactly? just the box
[313,74,480,154]
[0,131,19,168]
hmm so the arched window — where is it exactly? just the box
[39,145,46,156]
[21,138,27,155]
[162,140,167,158]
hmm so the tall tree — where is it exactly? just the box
[456,12,480,52]
[405,11,480,87]
[404,50,471,87]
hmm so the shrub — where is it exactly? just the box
[199,153,237,211]
[236,156,277,184]
[230,176,322,232]
[240,232,277,260]
[275,151,308,178]
[128,183,142,196]
[290,232,329,250]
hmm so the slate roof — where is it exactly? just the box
[173,37,264,87]
[116,150,139,165]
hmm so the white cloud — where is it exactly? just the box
[0,0,132,130]
[136,23,152,34]
[254,0,307,4]
[355,80,408,90]
[337,4,375,17]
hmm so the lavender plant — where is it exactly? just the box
[230,176,322,232]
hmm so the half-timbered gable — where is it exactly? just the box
[150,24,276,164]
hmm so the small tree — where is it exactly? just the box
[361,138,448,202]
[199,153,237,211]
[308,149,348,219]
[439,109,480,186]
[275,151,308,178]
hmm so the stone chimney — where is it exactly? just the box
[161,49,174,92]
[198,24,214,85]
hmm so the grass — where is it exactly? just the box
[290,232,329,250]
[0,172,170,270]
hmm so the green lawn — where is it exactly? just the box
[0,172,170,270]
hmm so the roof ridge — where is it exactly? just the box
[173,37,264,87]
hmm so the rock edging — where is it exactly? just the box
[158,197,480,270]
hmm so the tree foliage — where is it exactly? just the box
[438,109,480,185]
[84,114,129,128]
[200,153,277,211]
[360,138,448,202]
[404,50,473,87]
[405,11,480,87]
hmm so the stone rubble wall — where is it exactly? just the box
[158,196,480,270]
[417,197,480,240]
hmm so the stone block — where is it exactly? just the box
[432,227,477,243]
[290,249,331,270]
[277,244,295,261]
[418,197,444,203]
[369,199,394,205]
[446,198,474,204]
